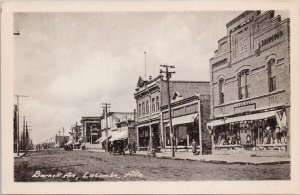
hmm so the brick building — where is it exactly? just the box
[207,11,290,154]
[134,75,210,151]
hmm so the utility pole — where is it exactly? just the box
[160,65,176,157]
[102,103,111,152]
[14,95,29,156]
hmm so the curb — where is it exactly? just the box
[85,150,290,165]
[136,153,290,165]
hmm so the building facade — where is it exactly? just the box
[207,10,290,154]
[134,75,210,151]
[99,111,134,149]
[81,117,101,146]
[161,94,211,153]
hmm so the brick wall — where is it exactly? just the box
[210,10,290,118]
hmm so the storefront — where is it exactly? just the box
[207,109,288,152]
[164,113,200,149]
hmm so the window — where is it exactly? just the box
[138,104,141,117]
[219,78,224,104]
[152,98,155,113]
[146,100,149,115]
[268,59,276,92]
[238,69,250,99]
[156,96,159,112]
[142,102,145,116]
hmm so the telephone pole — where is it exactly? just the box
[160,65,176,157]
[14,94,29,156]
[102,103,111,152]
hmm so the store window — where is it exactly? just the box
[156,96,159,112]
[152,98,155,113]
[142,102,145,116]
[268,59,276,92]
[138,103,141,117]
[146,100,149,115]
[238,69,250,99]
[219,78,224,104]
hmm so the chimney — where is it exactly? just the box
[149,75,152,80]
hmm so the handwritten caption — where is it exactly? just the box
[31,170,143,180]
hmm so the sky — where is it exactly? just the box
[13,11,288,144]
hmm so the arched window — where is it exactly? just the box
[268,59,276,92]
[219,78,224,104]
[138,103,141,117]
[142,102,145,116]
[152,98,155,113]
[238,69,250,99]
[156,96,159,112]
[146,100,149,115]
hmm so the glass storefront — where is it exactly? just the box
[211,111,288,150]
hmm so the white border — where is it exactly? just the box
[1,0,300,194]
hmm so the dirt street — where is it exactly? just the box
[14,149,290,182]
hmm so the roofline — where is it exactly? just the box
[168,80,210,83]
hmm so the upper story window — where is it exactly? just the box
[142,102,145,116]
[152,98,155,113]
[138,103,141,117]
[219,78,224,104]
[268,59,276,92]
[238,69,250,99]
[146,100,149,115]
[156,96,160,112]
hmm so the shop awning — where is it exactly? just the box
[166,113,198,127]
[110,130,128,142]
[207,110,279,130]
[66,140,74,145]
[95,136,110,143]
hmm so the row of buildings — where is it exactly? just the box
[66,10,289,155]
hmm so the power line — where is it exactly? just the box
[14,94,29,156]
[160,64,176,157]
[102,103,111,152]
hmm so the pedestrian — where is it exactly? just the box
[132,142,137,154]
[128,143,132,155]
[266,126,272,144]
[192,139,197,155]
[108,142,113,155]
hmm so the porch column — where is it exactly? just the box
[198,99,202,155]
[136,126,140,150]
[83,121,87,143]
[149,124,152,148]
[160,113,164,149]
[211,134,214,154]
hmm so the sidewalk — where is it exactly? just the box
[87,148,290,165]
[14,153,25,158]
[137,151,290,165]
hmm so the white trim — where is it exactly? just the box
[161,100,198,113]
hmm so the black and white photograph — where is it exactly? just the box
[1,1,300,194]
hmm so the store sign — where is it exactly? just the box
[237,100,252,107]
[258,31,283,48]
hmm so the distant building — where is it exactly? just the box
[99,111,134,149]
[113,118,135,145]
[55,135,69,148]
[207,11,290,154]
[134,75,210,151]
[81,117,101,148]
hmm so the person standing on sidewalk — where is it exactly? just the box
[192,139,197,155]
